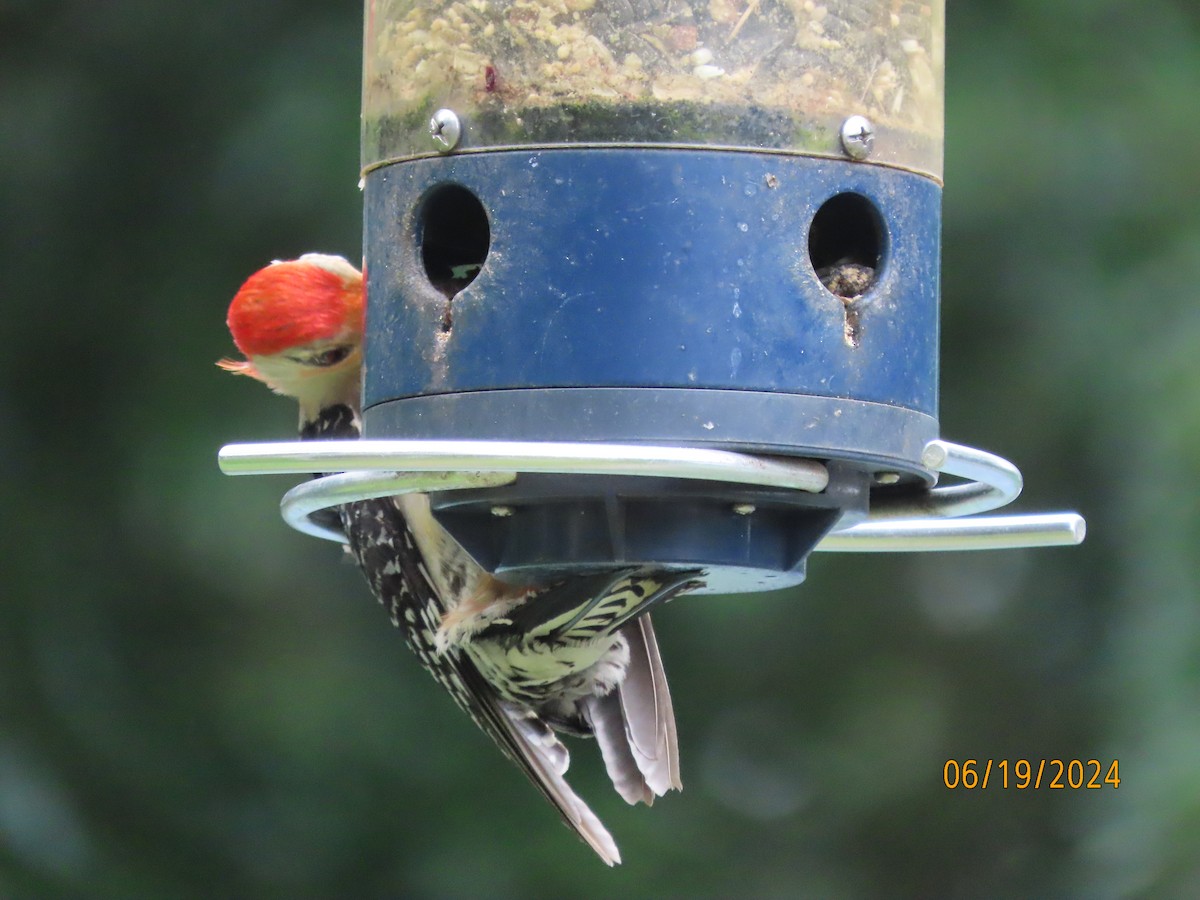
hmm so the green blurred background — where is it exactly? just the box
[3,1,1198,896]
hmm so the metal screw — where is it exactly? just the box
[840,115,875,161]
[490,505,514,518]
[732,503,757,516]
[429,108,462,152]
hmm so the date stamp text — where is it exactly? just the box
[943,759,1120,790]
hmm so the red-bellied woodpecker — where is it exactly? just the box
[220,254,697,864]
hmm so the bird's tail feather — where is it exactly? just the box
[619,614,682,796]
[584,614,682,805]
[584,690,654,806]
[458,657,622,865]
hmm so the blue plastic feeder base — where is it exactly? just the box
[362,147,941,591]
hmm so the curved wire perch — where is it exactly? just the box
[280,470,519,542]
[816,513,1086,553]
[218,439,832,491]
[217,438,1085,552]
[818,440,1083,551]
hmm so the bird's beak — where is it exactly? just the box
[216,358,264,381]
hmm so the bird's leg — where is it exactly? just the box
[435,572,539,653]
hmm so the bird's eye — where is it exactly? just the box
[293,346,352,367]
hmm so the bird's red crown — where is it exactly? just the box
[226,256,364,358]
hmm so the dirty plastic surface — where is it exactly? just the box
[363,0,944,179]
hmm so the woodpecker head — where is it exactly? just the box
[220,253,365,420]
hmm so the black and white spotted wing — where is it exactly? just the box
[467,569,704,706]
[299,405,622,863]
[481,569,705,646]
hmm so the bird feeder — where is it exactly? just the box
[221,0,1084,591]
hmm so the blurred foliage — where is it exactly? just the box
[2,0,1199,897]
